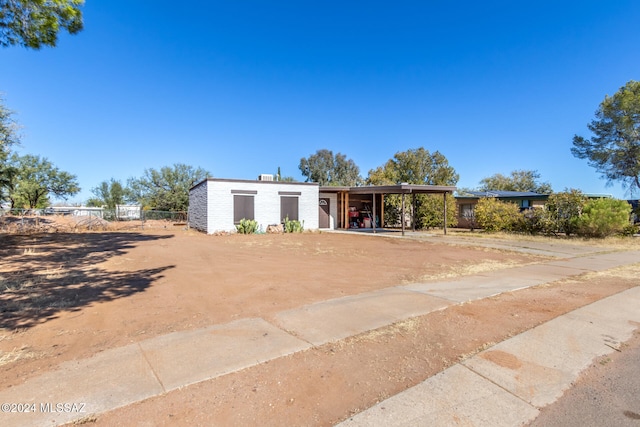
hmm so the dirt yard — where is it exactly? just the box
[0,223,638,425]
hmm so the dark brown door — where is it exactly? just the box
[319,198,330,228]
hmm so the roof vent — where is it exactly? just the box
[258,174,274,181]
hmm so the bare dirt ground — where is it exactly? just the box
[0,217,638,426]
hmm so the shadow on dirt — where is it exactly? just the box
[0,232,175,330]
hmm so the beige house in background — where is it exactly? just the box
[455,191,549,228]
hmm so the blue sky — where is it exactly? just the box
[1,1,639,203]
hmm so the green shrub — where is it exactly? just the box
[417,193,458,229]
[619,223,639,236]
[283,216,304,233]
[474,197,521,232]
[575,198,632,238]
[515,207,551,235]
[236,218,259,234]
[544,190,587,236]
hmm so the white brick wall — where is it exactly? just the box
[189,179,320,234]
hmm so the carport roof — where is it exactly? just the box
[319,184,456,195]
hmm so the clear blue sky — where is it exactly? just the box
[1,1,639,204]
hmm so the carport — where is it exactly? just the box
[320,184,457,236]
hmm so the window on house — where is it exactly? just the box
[280,196,299,222]
[459,203,475,219]
[234,195,255,224]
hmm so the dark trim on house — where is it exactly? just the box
[231,189,258,195]
[190,177,319,191]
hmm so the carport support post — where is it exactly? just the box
[412,193,416,232]
[443,192,448,235]
[344,192,350,229]
[401,193,406,236]
[372,192,376,233]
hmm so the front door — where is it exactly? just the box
[319,198,330,228]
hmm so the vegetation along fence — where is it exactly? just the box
[0,208,187,223]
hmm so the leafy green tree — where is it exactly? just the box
[478,169,552,194]
[0,97,21,200]
[299,149,362,186]
[87,178,129,209]
[127,163,209,211]
[474,197,521,232]
[572,80,640,195]
[6,153,80,208]
[368,147,459,186]
[576,198,631,238]
[0,0,84,49]
[367,147,458,229]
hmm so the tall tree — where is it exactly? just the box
[1,0,84,49]
[87,178,128,209]
[299,149,362,186]
[572,80,640,195]
[367,147,458,229]
[367,147,459,186]
[478,169,552,194]
[127,163,209,211]
[0,97,20,198]
[6,153,80,208]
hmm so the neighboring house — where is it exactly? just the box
[115,205,141,220]
[455,191,549,228]
[188,177,456,234]
[188,178,320,234]
[628,200,639,224]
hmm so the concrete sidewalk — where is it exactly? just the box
[337,286,640,426]
[1,248,639,426]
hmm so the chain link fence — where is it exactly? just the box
[0,207,188,233]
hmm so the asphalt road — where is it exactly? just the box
[528,331,640,427]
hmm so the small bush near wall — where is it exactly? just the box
[283,217,304,233]
[236,218,259,234]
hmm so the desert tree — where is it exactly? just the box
[87,178,130,209]
[6,153,80,208]
[478,169,552,194]
[127,163,209,211]
[572,80,640,196]
[367,147,459,228]
[1,0,84,49]
[0,96,21,201]
[299,149,362,186]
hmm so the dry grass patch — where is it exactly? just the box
[446,229,640,250]
[426,259,536,281]
[0,346,39,367]
[585,263,640,280]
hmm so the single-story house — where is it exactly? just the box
[188,177,456,234]
[455,191,549,228]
